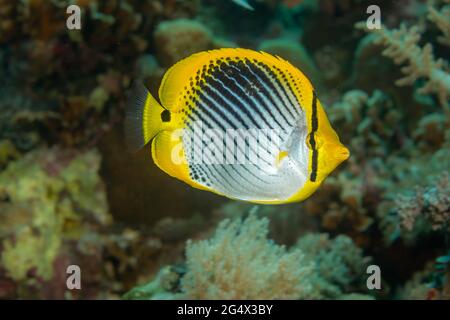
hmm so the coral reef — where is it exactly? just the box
[0,0,202,149]
[356,4,450,113]
[296,233,371,298]
[398,251,450,300]
[154,19,215,67]
[427,1,450,47]
[0,0,449,301]
[328,89,404,161]
[181,213,315,300]
[0,147,111,297]
[123,265,184,300]
[0,139,20,168]
[397,172,449,233]
[376,148,450,245]
[216,201,318,246]
[0,147,198,298]
[124,212,375,300]
[302,171,375,243]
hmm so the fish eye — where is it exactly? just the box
[306,133,324,150]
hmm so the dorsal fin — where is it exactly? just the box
[158,48,313,112]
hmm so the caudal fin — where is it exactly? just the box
[125,82,165,152]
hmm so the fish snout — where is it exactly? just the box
[337,145,350,161]
[327,142,350,164]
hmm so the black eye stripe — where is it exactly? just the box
[309,91,318,182]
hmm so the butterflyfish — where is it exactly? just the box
[125,48,349,204]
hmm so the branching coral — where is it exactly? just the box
[397,172,449,233]
[356,6,450,113]
[377,148,450,244]
[0,0,205,149]
[303,171,375,239]
[125,213,374,300]
[181,213,315,299]
[296,233,371,299]
[413,113,447,151]
[325,85,448,246]
[217,201,318,246]
[427,2,450,47]
[329,89,403,160]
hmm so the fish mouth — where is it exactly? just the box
[326,142,350,164]
[337,145,350,162]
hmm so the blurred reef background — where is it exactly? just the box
[0,0,449,299]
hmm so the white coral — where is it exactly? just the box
[181,213,315,299]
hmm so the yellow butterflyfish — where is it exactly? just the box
[125,48,349,204]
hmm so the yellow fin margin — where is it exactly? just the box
[151,130,210,192]
[158,48,313,112]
